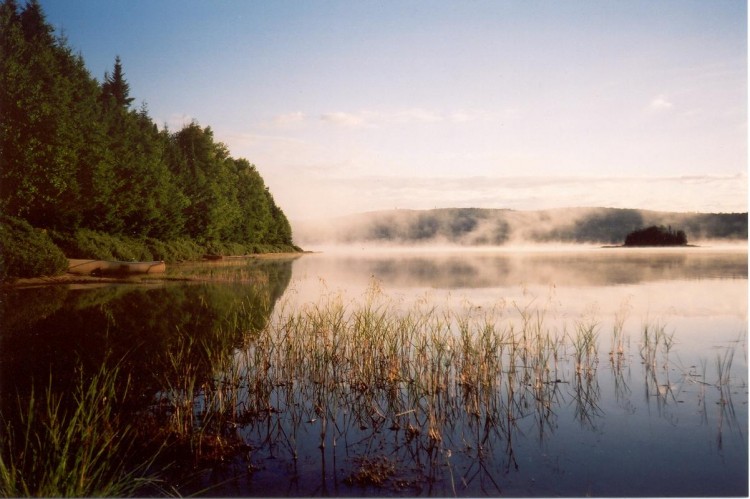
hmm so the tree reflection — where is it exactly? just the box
[2,266,746,496]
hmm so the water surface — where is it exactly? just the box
[1,247,746,496]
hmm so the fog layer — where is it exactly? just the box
[293,207,747,247]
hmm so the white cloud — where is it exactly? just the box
[318,108,500,128]
[449,109,502,123]
[320,111,368,127]
[288,174,748,219]
[388,109,443,124]
[273,111,306,126]
[649,95,674,111]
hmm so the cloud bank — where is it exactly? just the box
[278,173,747,221]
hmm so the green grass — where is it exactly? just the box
[0,363,164,497]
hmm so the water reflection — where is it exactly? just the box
[0,258,294,414]
[214,284,746,496]
[0,250,747,497]
[295,247,747,290]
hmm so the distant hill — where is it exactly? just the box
[293,207,748,246]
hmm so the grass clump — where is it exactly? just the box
[344,456,397,487]
[0,363,162,497]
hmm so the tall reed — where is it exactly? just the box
[0,363,163,497]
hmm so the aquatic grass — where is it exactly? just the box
[712,347,743,450]
[0,364,164,497]
[123,278,736,494]
[570,319,600,376]
[610,298,631,365]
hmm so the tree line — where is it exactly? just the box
[623,225,687,247]
[0,0,295,256]
[294,207,747,246]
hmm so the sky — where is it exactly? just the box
[38,0,748,220]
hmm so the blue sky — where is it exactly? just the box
[39,0,747,219]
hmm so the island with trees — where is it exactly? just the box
[623,225,688,247]
[0,0,300,281]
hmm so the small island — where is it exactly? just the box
[623,225,688,247]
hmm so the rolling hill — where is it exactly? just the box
[293,207,748,246]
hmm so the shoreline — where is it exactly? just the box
[3,252,307,289]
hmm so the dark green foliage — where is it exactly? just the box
[100,55,133,109]
[0,216,68,281]
[0,0,297,278]
[49,229,154,261]
[624,225,687,246]
[144,237,204,262]
[46,228,296,264]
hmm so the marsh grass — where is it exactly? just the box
[0,363,164,497]
[5,277,742,496]
[207,282,622,489]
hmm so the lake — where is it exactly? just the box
[1,246,747,496]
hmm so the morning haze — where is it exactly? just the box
[294,207,748,248]
[2,1,747,497]
[37,0,747,221]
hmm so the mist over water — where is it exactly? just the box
[286,245,748,367]
[271,245,748,496]
[3,245,745,496]
[292,207,748,248]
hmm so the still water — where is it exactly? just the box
[1,246,747,496]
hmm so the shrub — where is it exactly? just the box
[145,238,203,262]
[0,217,68,281]
[49,229,153,261]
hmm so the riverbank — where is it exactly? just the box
[4,252,306,289]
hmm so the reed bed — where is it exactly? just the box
[201,282,614,489]
[0,363,164,497]
[3,278,743,496]
[212,282,744,492]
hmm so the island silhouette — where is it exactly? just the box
[623,225,688,246]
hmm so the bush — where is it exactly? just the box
[0,216,69,281]
[145,238,203,262]
[49,229,153,261]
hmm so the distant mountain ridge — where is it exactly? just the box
[293,207,748,246]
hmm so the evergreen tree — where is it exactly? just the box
[0,0,97,228]
[101,55,134,109]
[232,159,272,244]
[0,0,297,255]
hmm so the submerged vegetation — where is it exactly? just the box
[0,0,298,281]
[1,275,744,496]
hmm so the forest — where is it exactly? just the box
[0,0,298,280]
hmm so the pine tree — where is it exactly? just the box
[101,55,134,108]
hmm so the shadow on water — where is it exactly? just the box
[298,248,748,291]
[0,258,295,496]
[0,251,747,497]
